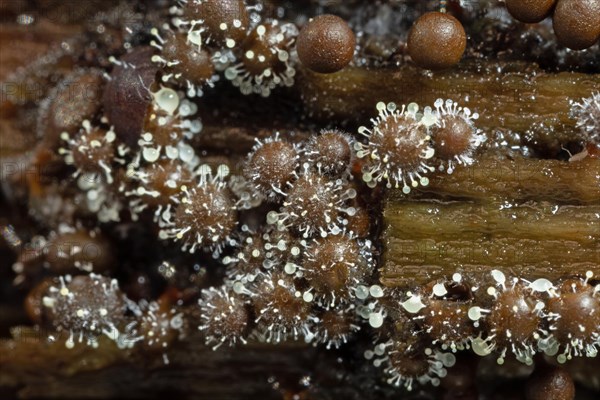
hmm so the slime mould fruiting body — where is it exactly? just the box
[0,0,599,399]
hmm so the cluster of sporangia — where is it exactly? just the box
[407,0,600,71]
[12,0,600,392]
[505,0,600,50]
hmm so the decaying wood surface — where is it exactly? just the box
[381,155,600,287]
[298,63,600,138]
[3,327,428,400]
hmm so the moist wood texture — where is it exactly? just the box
[381,155,600,287]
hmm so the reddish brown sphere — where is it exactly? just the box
[407,12,466,70]
[138,295,182,351]
[182,0,249,46]
[161,31,215,84]
[506,0,557,23]
[44,274,128,335]
[199,287,249,348]
[316,309,358,349]
[371,115,430,171]
[303,236,367,300]
[173,184,237,249]
[226,233,267,280]
[262,228,302,269]
[144,109,185,148]
[296,14,356,73]
[553,0,600,50]
[431,115,474,160]
[547,279,600,344]
[486,284,541,347]
[319,309,357,344]
[423,299,475,348]
[252,272,312,343]
[525,364,575,400]
[239,22,293,77]
[305,130,354,176]
[282,173,342,237]
[245,140,299,198]
[227,19,298,97]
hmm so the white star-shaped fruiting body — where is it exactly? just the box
[313,307,360,350]
[468,270,547,366]
[123,157,194,222]
[430,98,486,174]
[540,272,600,364]
[198,286,249,350]
[158,164,238,256]
[355,101,436,193]
[251,272,317,344]
[59,119,126,185]
[42,273,132,349]
[302,129,356,178]
[150,28,219,98]
[412,277,479,354]
[171,0,249,52]
[365,341,456,391]
[266,164,359,239]
[244,133,300,200]
[300,235,373,309]
[224,21,298,97]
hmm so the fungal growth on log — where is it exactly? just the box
[0,1,599,400]
[355,101,436,192]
